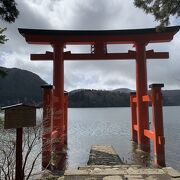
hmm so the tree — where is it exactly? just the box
[0,123,42,180]
[0,0,19,42]
[0,0,19,77]
[134,0,180,27]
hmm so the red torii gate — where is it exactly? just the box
[19,26,179,169]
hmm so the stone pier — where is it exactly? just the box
[63,145,180,180]
[31,145,180,179]
[87,145,123,165]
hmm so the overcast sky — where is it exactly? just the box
[0,0,180,91]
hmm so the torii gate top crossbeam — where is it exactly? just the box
[18,26,180,45]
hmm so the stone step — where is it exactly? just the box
[78,164,142,170]
[61,166,180,180]
[65,168,166,176]
[64,167,171,180]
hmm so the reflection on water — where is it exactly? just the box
[0,107,180,171]
[67,107,180,169]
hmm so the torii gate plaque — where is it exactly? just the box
[19,26,180,170]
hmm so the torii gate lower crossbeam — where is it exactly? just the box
[19,26,180,170]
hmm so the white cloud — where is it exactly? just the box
[0,0,180,91]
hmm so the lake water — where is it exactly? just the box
[0,106,180,170]
[67,107,180,169]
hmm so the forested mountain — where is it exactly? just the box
[68,89,130,107]
[0,67,46,106]
[68,89,180,107]
[1,67,180,107]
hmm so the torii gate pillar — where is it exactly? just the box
[51,44,65,169]
[135,42,150,152]
[41,84,53,169]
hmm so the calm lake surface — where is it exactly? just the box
[0,106,179,170]
[67,106,180,169]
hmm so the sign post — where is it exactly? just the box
[2,103,36,180]
[16,128,23,180]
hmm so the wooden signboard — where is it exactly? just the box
[2,103,37,180]
[2,104,36,129]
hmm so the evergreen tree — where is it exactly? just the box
[0,0,19,77]
[134,0,180,27]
